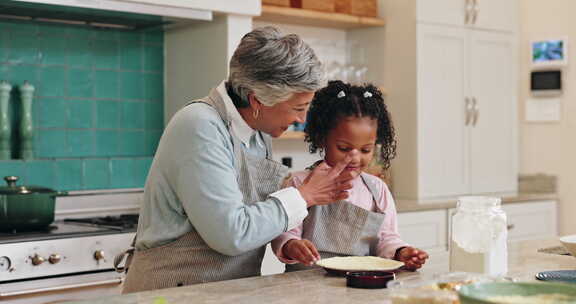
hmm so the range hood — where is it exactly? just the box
[0,0,214,31]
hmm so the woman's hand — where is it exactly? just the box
[395,247,429,271]
[297,157,357,207]
[282,239,320,266]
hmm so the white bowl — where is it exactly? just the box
[559,234,576,257]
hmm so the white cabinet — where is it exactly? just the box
[417,0,465,26]
[379,0,518,201]
[503,200,558,241]
[417,25,468,198]
[417,25,517,198]
[397,210,449,272]
[467,30,517,194]
[398,210,448,251]
[471,0,517,32]
[416,0,517,32]
[261,244,285,276]
[448,200,558,243]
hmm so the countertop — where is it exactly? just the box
[396,192,558,213]
[67,238,575,304]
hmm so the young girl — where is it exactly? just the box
[272,81,428,271]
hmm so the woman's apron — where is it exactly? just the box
[121,87,289,293]
[286,173,385,272]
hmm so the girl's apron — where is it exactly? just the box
[286,173,385,272]
[121,87,289,293]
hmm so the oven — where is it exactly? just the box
[0,191,141,304]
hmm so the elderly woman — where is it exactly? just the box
[121,27,356,293]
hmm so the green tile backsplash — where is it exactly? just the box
[0,20,163,190]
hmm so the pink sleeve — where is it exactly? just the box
[375,182,410,259]
[271,172,307,264]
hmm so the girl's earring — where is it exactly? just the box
[319,149,325,158]
[253,108,259,119]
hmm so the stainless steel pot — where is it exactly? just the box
[0,176,68,232]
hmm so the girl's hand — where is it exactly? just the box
[283,239,321,266]
[297,156,357,207]
[395,247,429,271]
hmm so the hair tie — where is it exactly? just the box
[337,90,346,98]
[363,91,373,98]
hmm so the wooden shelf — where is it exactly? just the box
[276,131,305,140]
[255,5,385,29]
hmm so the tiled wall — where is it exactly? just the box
[0,20,164,190]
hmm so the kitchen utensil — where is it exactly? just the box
[0,176,68,231]
[536,270,576,283]
[345,271,395,289]
[559,234,576,257]
[458,282,576,304]
[316,256,404,275]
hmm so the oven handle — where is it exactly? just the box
[0,277,123,297]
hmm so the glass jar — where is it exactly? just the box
[450,196,508,276]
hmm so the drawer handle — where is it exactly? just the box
[0,278,122,297]
[507,224,515,230]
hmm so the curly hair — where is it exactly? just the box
[304,80,397,169]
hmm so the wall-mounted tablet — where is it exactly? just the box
[531,39,567,66]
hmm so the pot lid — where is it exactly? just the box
[0,176,57,194]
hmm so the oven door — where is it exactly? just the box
[0,271,123,304]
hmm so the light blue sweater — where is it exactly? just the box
[135,83,307,256]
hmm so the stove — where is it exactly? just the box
[0,213,138,303]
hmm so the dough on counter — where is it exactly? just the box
[316,256,404,271]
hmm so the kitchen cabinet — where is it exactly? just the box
[416,24,517,198]
[467,30,517,194]
[397,209,449,272]
[417,0,517,32]
[261,244,285,276]
[381,0,518,200]
[502,200,558,241]
[397,210,448,252]
[448,200,558,243]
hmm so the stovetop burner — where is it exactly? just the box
[64,214,139,230]
[0,214,138,244]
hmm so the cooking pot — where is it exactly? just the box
[0,176,68,232]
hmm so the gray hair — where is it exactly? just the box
[228,26,325,107]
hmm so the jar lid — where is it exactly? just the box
[457,196,501,210]
[0,176,56,195]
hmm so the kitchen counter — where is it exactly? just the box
[396,192,558,213]
[67,238,574,304]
